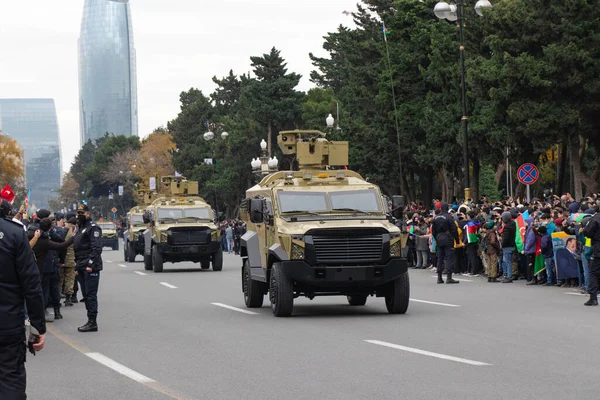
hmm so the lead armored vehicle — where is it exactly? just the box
[240,130,409,317]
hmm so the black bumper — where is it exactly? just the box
[103,238,118,247]
[279,258,407,288]
[157,241,220,257]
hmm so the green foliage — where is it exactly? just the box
[478,164,501,202]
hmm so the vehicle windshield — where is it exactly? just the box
[98,223,116,230]
[156,207,211,221]
[131,214,144,225]
[277,190,381,214]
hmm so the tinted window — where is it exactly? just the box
[157,208,211,220]
[330,190,381,212]
[278,192,328,213]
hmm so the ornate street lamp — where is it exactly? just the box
[251,139,278,177]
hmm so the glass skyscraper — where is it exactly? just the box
[78,0,138,144]
[0,99,62,209]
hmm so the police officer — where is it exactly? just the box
[583,207,600,306]
[432,202,460,284]
[0,199,46,399]
[73,204,103,332]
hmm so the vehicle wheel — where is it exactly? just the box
[347,295,368,306]
[152,245,163,273]
[212,248,223,271]
[243,260,265,308]
[201,260,210,270]
[269,263,294,317]
[385,272,410,314]
[123,243,128,261]
[127,244,136,262]
[143,253,152,270]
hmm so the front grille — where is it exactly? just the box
[104,234,116,239]
[168,230,210,245]
[310,229,384,263]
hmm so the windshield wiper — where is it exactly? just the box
[158,217,178,223]
[180,216,209,221]
[283,210,320,216]
[331,208,370,214]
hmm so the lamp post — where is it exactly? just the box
[203,123,229,219]
[251,139,278,178]
[434,0,491,201]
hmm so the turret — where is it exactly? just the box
[277,130,348,171]
[134,176,199,206]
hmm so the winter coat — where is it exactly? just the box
[501,221,516,249]
[523,218,537,255]
[485,230,501,255]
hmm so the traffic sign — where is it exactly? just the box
[111,207,117,213]
[517,163,539,185]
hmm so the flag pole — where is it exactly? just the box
[382,21,405,198]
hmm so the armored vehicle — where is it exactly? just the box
[240,130,409,317]
[142,176,222,272]
[98,221,119,250]
[123,206,147,262]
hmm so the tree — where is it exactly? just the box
[0,135,25,191]
[132,129,176,182]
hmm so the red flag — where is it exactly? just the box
[0,185,15,203]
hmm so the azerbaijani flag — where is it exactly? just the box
[408,225,415,234]
[570,213,590,223]
[533,237,545,275]
[382,21,391,36]
[465,220,480,243]
[24,189,30,211]
[515,210,529,253]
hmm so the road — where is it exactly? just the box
[27,245,599,400]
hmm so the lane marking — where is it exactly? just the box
[118,264,128,268]
[160,282,178,289]
[365,340,492,366]
[410,298,461,307]
[211,302,258,315]
[105,260,113,263]
[85,352,155,383]
[431,275,473,282]
[134,271,147,276]
[565,292,587,296]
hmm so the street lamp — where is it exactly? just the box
[251,139,278,177]
[326,113,334,129]
[434,0,491,201]
[202,122,229,218]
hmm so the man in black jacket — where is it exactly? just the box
[74,204,103,332]
[432,203,460,284]
[0,214,46,399]
[583,209,600,306]
[501,212,517,283]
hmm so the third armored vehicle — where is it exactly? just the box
[240,130,409,317]
[98,221,119,251]
[142,176,222,272]
[123,206,147,262]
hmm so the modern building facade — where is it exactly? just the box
[0,99,62,209]
[78,0,138,144]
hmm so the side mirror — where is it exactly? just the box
[250,199,264,223]
[142,212,152,224]
[392,195,404,220]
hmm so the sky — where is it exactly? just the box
[0,0,358,174]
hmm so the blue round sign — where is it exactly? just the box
[517,163,539,185]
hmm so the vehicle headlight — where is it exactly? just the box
[291,242,305,260]
[211,230,218,240]
[390,240,402,257]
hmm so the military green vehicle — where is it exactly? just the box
[142,176,222,273]
[240,130,409,317]
[123,206,147,262]
[98,221,119,251]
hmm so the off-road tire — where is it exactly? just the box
[127,244,136,262]
[201,260,211,270]
[143,252,152,270]
[152,244,164,273]
[123,244,128,261]
[212,248,223,271]
[385,271,410,314]
[243,260,265,308]
[347,295,368,306]
[112,242,119,251]
[269,263,294,317]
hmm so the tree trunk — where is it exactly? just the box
[471,153,480,202]
[267,121,272,158]
[495,162,505,186]
[569,136,585,200]
[440,167,452,203]
[420,166,434,208]
[556,141,567,195]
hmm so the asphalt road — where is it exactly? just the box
[27,245,600,400]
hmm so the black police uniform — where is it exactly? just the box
[73,209,103,331]
[583,213,600,305]
[0,216,46,399]
[431,205,459,284]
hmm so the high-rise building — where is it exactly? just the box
[78,0,138,145]
[0,99,62,209]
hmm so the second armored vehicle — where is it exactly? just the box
[123,206,147,262]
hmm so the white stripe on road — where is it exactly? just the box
[85,352,155,383]
[118,264,128,268]
[410,298,461,307]
[211,302,258,315]
[365,340,491,366]
[159,282,177,289]
[431,275,473,282]
[134,271,147,276]
[105,260,113,263]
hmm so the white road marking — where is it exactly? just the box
[134,271,147,276]
[118,264,128,268]
[410,298,461,307]
[105,260,113,263]
[211,302,258,315]
[365,340,491,366]
[85,352,155,383]
[159,282,177,289]
[565,292,587,296]
[431,275,473,282]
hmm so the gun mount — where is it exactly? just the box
[134,176,199,206]
[277,130,348,171]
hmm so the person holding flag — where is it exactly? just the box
[464,211,481,276]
